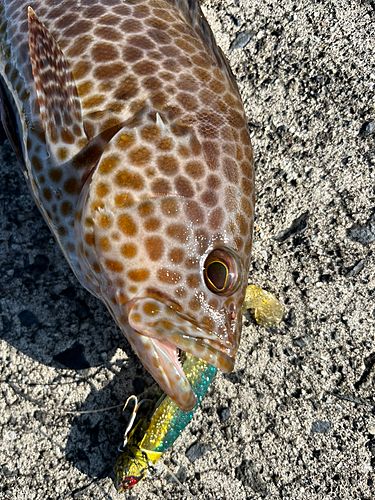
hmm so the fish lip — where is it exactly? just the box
[128,297,237,373]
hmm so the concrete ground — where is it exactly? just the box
[1,0,374,499]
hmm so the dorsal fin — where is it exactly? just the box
[169,0,238,91]
[28,7,88,164]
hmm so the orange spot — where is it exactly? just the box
[189,296,201,311]
[138,200,154,217]
[133,60,158,76]
[241,177,253,197]
[152,357,161,370]
[99,237,111,252]
[143,301,160,316]
[185,200,204,224]
[82,94,105,109]
[157,137,173,150]
[167,225,188,242]
[185,161,204,179]
[98,214,112,229]
[93,262,101,272]
[128,269,150,282]
[117,132,135,149]
[144,217,160,231]
[187,274,200,289]
[85,233,95,246]
[96,182,109,198]
[208,207,224,229]
[157,268,182,284]
[176,38,196,54]
[175,287,187,298]
[174,176,194,198]
[116,278,125,288]
[118,293,129,305]
[118,214,137,236]
[105,259,124,273]
[73,60,91,80]
[123,45,143,63]
[209,78,225,94]
[185,257,199,269]
[234,236,244,251]
[129,146,152,167]
[114,75,139,101]
[169,248,184,264]
[115,169,145,190]
[120,243,137,258]
[236,214,248,236]
[141,125,160,141]
[143,75,162,91]
[201,190,217,207]
[241,197,252,218]
[178,145,189,158]
[157,155,179,176]
[99,155,120,175]
[145,236,164,261]
[177,92,198,111]
[91,200,104,212]
[114,193,135,207]
[77,80,93,97]
[161,199,179,217]
[57,148,68,161]
[151,178,170,195]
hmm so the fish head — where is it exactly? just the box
[76,115,254,411]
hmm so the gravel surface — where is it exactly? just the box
[1,1,375,499]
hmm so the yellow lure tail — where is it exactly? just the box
[242,285,283,327]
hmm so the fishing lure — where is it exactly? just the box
[115,286,282,491]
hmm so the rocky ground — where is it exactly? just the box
[1,0,374,499]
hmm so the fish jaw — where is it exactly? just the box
[124,297,238,411]
[124,323,198,412]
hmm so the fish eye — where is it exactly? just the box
[203,248,241,295]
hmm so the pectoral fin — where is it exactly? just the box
[28,7,88,164]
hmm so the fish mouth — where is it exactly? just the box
[125,297,237,412]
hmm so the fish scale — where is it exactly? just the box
[0,0,255,412]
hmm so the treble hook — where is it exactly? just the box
[118,395,153,451]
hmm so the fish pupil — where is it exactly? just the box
[206,261,227,291]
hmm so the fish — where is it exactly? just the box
[0,0,255,412]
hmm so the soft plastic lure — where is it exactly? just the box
[115,286,282,491]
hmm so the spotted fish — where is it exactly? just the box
[0,0,255,411]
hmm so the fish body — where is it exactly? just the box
[0,0,254,411]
